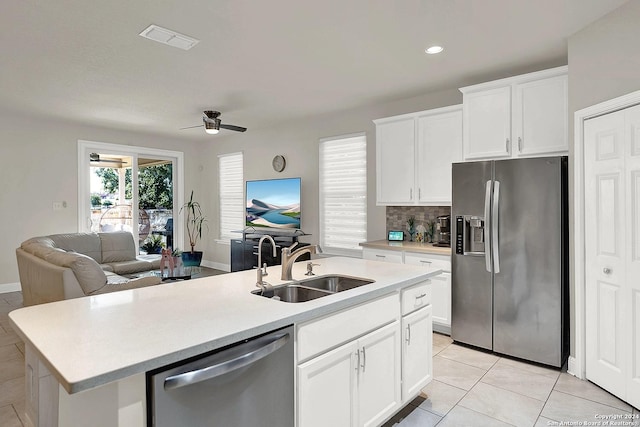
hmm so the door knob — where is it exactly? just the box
[603,267,612,274]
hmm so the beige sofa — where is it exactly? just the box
[16,232,163,306]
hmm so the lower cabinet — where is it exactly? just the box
[364,247,451,334]
[297,286,433,427]
[402,306,433,399]
[297,322,401,427]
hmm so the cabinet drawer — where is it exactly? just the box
[404,252,450,272]
[401,280,431,316]
[297,293,399,362]
[362,248,403,264]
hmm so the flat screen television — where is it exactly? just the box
[245,177,301,229]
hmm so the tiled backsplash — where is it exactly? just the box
[386,206,451,238]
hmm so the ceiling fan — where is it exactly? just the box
[89,153,124,165]
[180,111,247,134]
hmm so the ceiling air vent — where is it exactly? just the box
[139,24,199,51]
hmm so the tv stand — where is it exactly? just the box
[230,228,311,272]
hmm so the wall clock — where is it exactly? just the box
[272,155,286,172]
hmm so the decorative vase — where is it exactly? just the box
[182,251,203,267]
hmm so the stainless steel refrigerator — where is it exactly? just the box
[451,156,569,367]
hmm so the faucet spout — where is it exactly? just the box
[256,234,277,279]
[281,244,318,280]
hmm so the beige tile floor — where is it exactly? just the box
[384,333,640,427]
[2,290,639,426]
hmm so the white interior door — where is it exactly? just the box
[624,105,640,408]
[584,106,637,407]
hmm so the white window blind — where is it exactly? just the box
[218,152,244,241]
[319,133,367,256]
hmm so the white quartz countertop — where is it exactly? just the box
[9,257,441,394]
[360,239,452,256]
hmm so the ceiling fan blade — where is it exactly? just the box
[179,124,204,130]
[219,123,247,132]
[91,160,124,166]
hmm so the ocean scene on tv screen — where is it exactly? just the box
[246,178,301,229]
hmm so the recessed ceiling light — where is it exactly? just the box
[425,46,444,55]
[139,24,199,51]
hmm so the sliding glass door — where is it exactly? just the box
[79,141,184,254]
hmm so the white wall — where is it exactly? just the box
[202,88,462,266]
[0,108,204,285]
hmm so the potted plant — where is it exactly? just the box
[141,234,164,254]
[180,191,207,267]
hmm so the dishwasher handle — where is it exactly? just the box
[164,332,290,391]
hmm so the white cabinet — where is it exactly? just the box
[357,322,402,427]
[374,105,462,206]
[375,117,415,204]
[362,247,403,264]
[416,109,463,204]
[298,340,358,427]
[460,66,568,160]
[402,305,433,399]
[363,247,451,333]
[297,322,401,427]
[401,252,451,334]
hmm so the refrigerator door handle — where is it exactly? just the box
[492,181,501,274]
[484,180,492,272]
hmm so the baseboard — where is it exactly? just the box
[200,260,230,272]
[567,356,582,379]
[0,282,21,294]
[433,323,451,335]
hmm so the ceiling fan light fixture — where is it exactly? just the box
[204,119,220,134]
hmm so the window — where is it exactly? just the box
[319,133,367,256]
[218,152,244,241]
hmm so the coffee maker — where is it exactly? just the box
[435,215,451,247]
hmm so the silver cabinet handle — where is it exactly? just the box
[164,332,289,390]
[410,188,413,200]
[361,346,366,372]
[415,293,426,299]
[375,254,386,258]
[603,267,612,274]
[355,349,360,371]
[418,188,421,200]
[518,137,522,152]
[419,260,432,264]
[506,138,510,152]
[492,181,501,274]
[406,324,411,345]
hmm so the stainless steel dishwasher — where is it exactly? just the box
[147,325,293,427]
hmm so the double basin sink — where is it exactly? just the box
[252,275,375,303]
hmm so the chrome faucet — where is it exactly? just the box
[256,235,277,288]
[281,242,319,280]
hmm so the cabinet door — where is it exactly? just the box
[298,340,358,427]
[513,74,568,156]
[376,118,416,205]
[463,86,511,160]
[402,306,433,401]
[417,109,462,205]
[357,322,401,427]
[431,273,451,331]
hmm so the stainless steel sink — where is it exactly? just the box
[295,275,375,292]
[252,284,333,303]
[252,275,375,303]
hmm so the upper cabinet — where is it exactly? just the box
[460,66,568,161]
[374,105,462,206]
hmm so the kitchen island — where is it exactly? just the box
[9,256,441,427]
